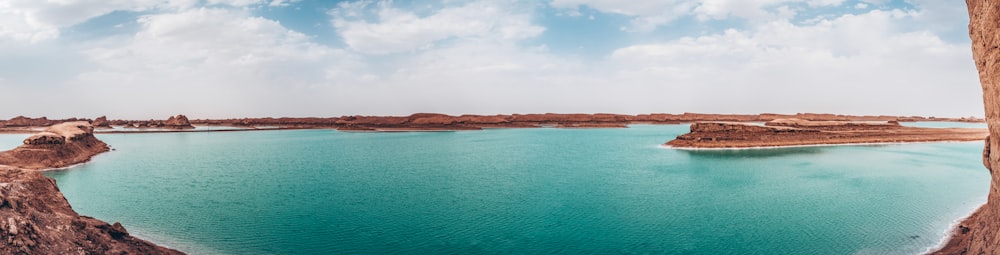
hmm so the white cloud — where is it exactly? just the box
[0,0,280,43]
[330,1,545,55]
[0,0,198,42]
[0,0,982,118]
[75,8,361,117]
[608,9,978,115]
[550,0,847,30]
[696,0,844,21]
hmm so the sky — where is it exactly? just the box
[0,0,982,119]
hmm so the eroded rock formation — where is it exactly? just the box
[931,1,1000,254]
[163,115,194,129]
[0,122,110,170]
[0,166,183,254]
[0,116,90,129]
[93,116,111,129]
[666,120,986,149]
[0,122,182,254]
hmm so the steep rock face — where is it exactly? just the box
[0,166,183,254]
[0,122,109,170]
[934,2,1000,254]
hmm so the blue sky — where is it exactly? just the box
[0,0,979,119]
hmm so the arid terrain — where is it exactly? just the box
[0,122,183,254]
[665,119,987,149]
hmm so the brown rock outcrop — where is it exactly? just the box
[0,116,94,129]
[666,121,986,149]
[0,166,183,254]
[93,116,111,129]
[931,2,1000,254]
[0,113,974,133]
[0,122,109,170]
[0,122,182,254]
[0,116,53,128]
[23,132,65,145]
[765,118,901,131]
[163,115,194,129]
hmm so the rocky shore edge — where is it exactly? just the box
[0,122,183,254]
[664,119,987,149]
[925,2,1000,254]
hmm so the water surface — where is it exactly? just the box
[36,125,990,254]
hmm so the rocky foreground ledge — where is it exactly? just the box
[0,122,182,254]
[665,119,988,149]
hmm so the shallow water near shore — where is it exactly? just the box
[16,125,988,254]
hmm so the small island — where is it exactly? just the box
[665,119,988,149]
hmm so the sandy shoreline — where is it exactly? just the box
[924,203,986,255]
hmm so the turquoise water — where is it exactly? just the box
[0,134,26,149]
[14,125,988,254]
[899,121,987,129]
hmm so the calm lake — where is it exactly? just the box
[0,124,987,254]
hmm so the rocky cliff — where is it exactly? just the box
[0,122,182,254]
[931,1,1000,254]
[0,166,183,254]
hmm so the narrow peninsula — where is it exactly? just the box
[665,119,988,149]
[0,122,182,254]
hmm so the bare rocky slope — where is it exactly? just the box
[0,122,183,254]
